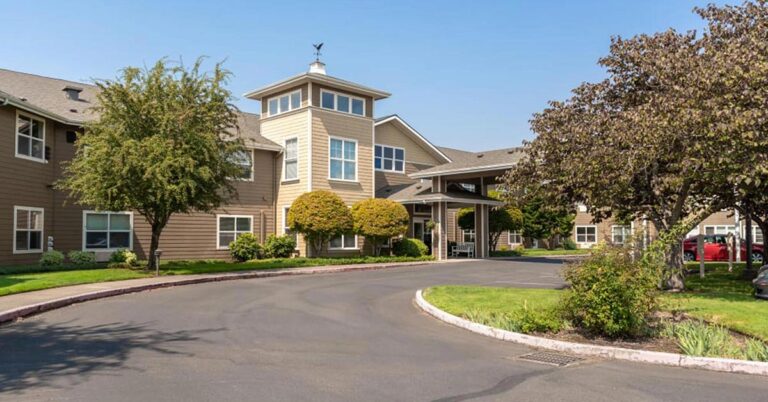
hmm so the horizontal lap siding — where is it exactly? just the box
[0,106,56,265]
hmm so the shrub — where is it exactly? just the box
[499,245,509,252]
[351,198,410,256]
[288,190,353,255]
[667,321,739,358]
[560,245,659,338]
[67,250,96,266]
[393,238,429,257]
[262,234,296,258]
[229,233,261,262]
[110,249,138,266]
[107,262,134,269]
[40,250,65,267]
[562,238,577,250]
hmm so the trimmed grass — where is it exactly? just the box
[424,264,768,342]
[0,256,433,298]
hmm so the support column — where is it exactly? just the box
[474,204,489,258]
[431,201,448,260]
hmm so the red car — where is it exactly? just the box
[682,234,764,262]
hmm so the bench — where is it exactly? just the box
[451,242,475,258]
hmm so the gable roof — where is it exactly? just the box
[0,68,280,151]
[410,146,524,178]
[374,114,452,164]
[377,180,503,206]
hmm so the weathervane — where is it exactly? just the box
[313,42,324,62]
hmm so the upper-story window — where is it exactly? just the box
[284,138,298,181]
[268,90,301,116]
[375,145,405,173]
[230,149,253,181]
[16,113,45,162]
[329,138,356,181]
[320,90,365,116]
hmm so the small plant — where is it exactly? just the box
[67,250,96,266]
[516,302,564,334]
[560,245,659,338]
[39,250,65,267]
[393,238,429,257]
[262,234,296,259]
[229,233,261,262]
[667,321,739,358]
[499,245,509,252]
[562,238,577,250]
[110,249,138,266]
[107,262,134,269]
[744,339,768,362]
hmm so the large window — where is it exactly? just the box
[83,211,132,250]
[320,90,365,116]
[16,113,45,162]
[375,145,405,173]
[268,90,301,116]
[329,138,356,181]
[611,225,632,244]
[284,138,298,181]
[14,206,43,253]
[508,230,522,245]
[217,215,252,249]
[705,225,736,235]
[230,149,253,181]
[575,225,597,244]
[462,229,476,243]
[755,227,764,244]
[329,233,357,250]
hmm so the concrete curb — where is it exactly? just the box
[0,261,434,325]
[414,289,768,376]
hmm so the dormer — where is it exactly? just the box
[243,60,390,120]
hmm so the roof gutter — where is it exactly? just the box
[409,163,517,179]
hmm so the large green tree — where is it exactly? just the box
[58,59,243,269]
[519,199,573,249]
[351,198,410,256]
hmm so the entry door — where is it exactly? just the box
[413,218,432,252]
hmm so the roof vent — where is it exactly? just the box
[309,60,326,75]
[63,85,83,101]
[477,153,484,158]
[69,108,78,113]
[507,149,516,154]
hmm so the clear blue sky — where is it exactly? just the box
[1,0,730,151]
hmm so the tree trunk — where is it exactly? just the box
[665,244,686,291]
[753,216,768,266]
[147,223,163,272]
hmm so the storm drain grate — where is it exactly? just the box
[518,351,583,367]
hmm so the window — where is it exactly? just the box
[705,225,736,235]
[462,229,476,243]
[83,211,132,250]
[460,183,477,193]
[329,138,356,181]
[217,215,252,249]
[230,149,253,180]
[14,206,43,253]
[508,230,522,245]
[374,145,405,173]
[283,207,298,247]
[16,113,45,162]
[575,226,597,244]
[611,225,632,244]
[320,90,365,116]
[755,227,764,244]
[284,138,298,181]
[268,90,301,116]
[329,233,357,249]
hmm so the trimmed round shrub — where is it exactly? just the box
[229,233,261,262]
[262,234,296,259]
[40,250,65,267]
[110,249,138,266]
[68,250,96,266]
[288,190,353,255]
[560,245,658,338]
[351,198,410,256]
[393,238,429,257]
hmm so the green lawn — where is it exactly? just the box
[0,256,433,298]
[425,263,768,341]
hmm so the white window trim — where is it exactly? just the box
[231,149,254,182]
[611,224,632,244]
[283,137,299,182]
[374,144,406,173]
[328,233,358,250]
[82,211,134,252]
[13,206,44,254]
[320,89,366,116]
[15,111,47,164]
[282,206,300,251]
[462,229,476,243]
[575,225,597,244]
[704,225,737,235]
[216,214,253,250]
[507,230,522,245]
[267,90,302,117]
[328,136,358,182]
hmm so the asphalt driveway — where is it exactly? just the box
[1,259,767,401]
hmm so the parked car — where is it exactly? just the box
[754,266,768,300]
[682,234,764,263]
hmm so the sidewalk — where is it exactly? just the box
[0,260,437,325]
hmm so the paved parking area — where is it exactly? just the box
[1,259,766,401]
